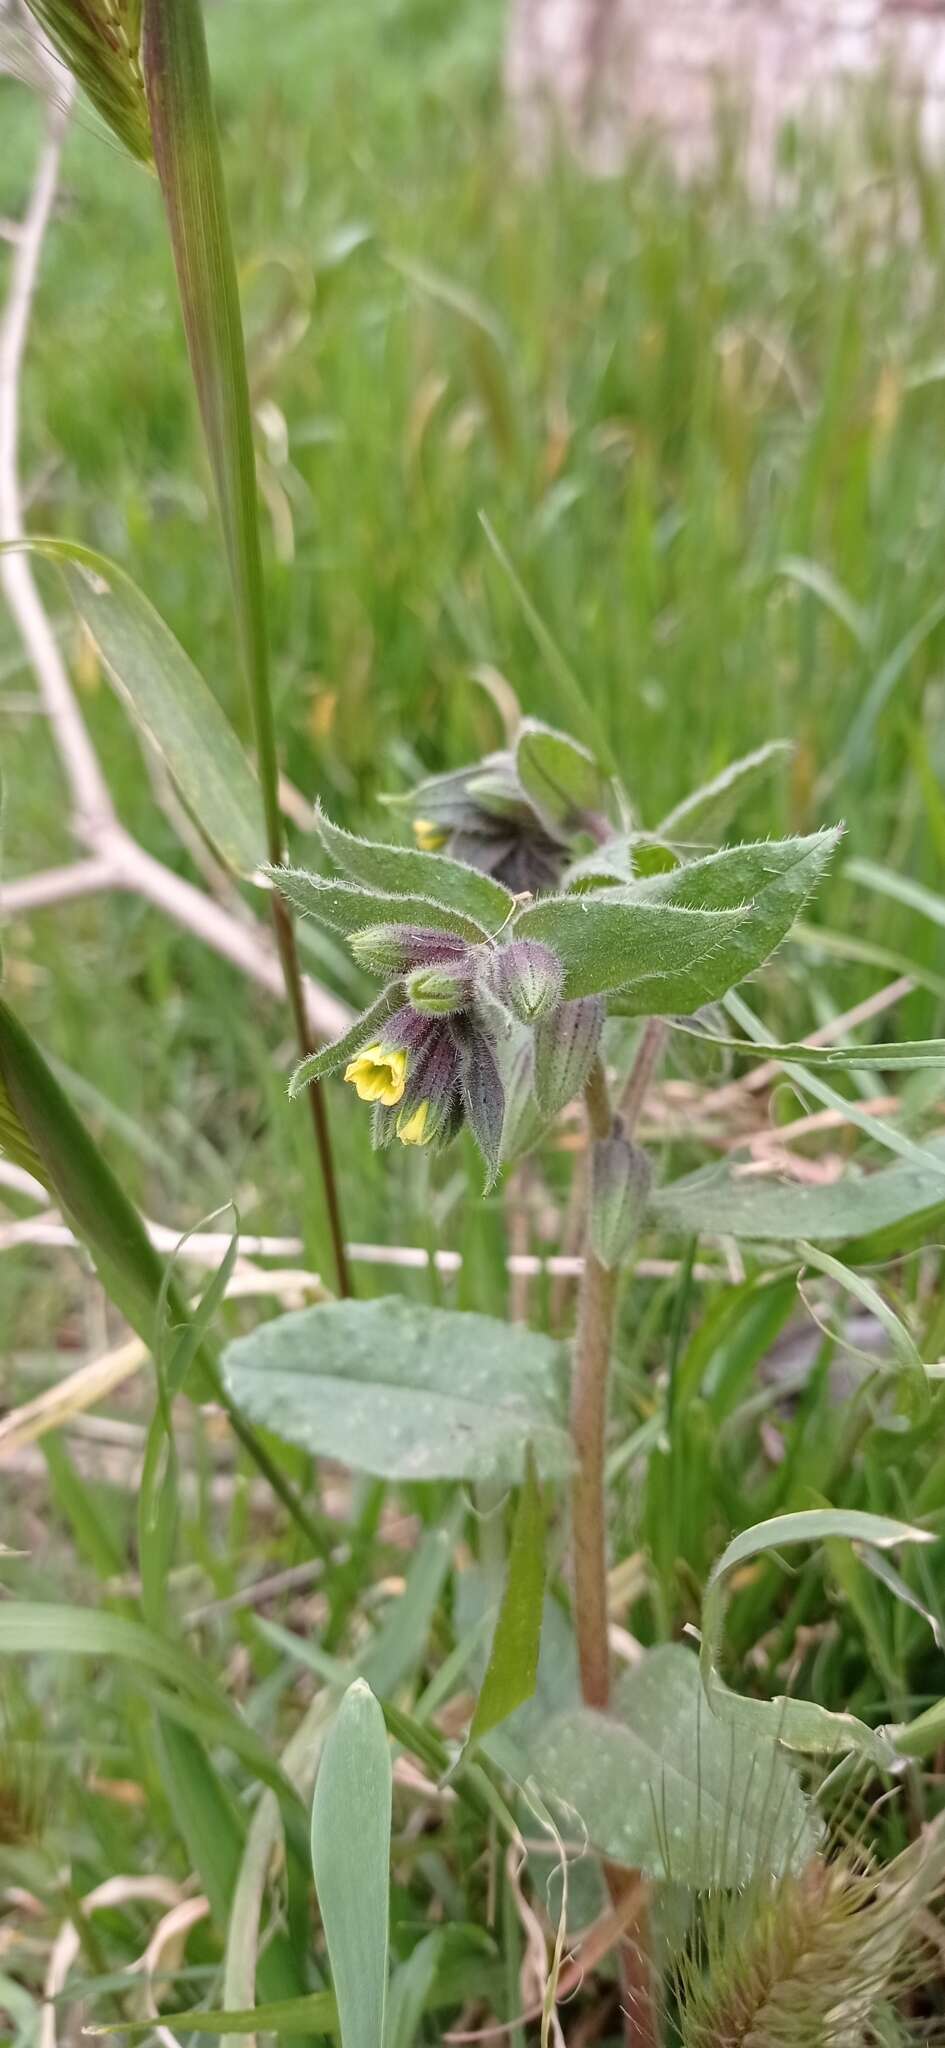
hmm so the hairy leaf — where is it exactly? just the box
[657,742,794,844]
[314,807,514,931]
[513,894,748,1007]
[270,868,490,945]
[531,1645,817,1885]
[223,1298,571,1483]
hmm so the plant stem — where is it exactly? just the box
[572,1050,663,2046]
[142,0,350,1297]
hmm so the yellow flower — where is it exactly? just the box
[397,1101,432,1146]
[344,1044,407,1107]
[412,818,449,853]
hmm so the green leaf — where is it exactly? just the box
[670,1019,945,1071]
[478,514,616,772]
[652,1137,945,1251]
[530,1644,817,1885]
[797,1241,929,1411]
[155,1720,246,1928]
[223,1298,571,1483]
[513,893,749,1007]
[700,1511,934,1768]
[142,0,283,863]
[469,1449,545,1746]
[657,741,794,844]
[314,807,514,933]
[270,869,490,945]
[624,831,842,994]
[289,989,405,1098]
[87,1993,337,2038]
[514,721,606,836]
[311,1681,391,2048]
[846,856,945,932]
[385,1934,444,2048]
[0,995,172,1343]
[0,540,264,879]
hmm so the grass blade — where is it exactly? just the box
[469,1447,545,1745]
[311,1680,392,2048]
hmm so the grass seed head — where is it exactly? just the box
[24,0,152,161]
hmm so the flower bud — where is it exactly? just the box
[589,1135,652,1271]
[534,997,604,1118]
[348,924,469,978]
[406,965,470,1016]
[491,940,564,1023]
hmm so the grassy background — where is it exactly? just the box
[2,6,945,2033]
[0,0,943,1330]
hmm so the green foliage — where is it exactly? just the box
[6,4,945,2041]
[0,539,265,879]
[527,1644,818,1886]
[223,1297,571,1481]
[310,1682,391,2048]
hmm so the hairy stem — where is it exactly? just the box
[571,1051,662,2046]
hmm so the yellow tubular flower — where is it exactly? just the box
[344,1044,407,1107]
[397,1101,432,1146]
[412,818,449,853]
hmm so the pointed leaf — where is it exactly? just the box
[0,995,172,1342]
[311,1681,391,2048]
[223,1299,571,1483]
[514,894,748,1007]
[289,988,404,1098]
[657,741,793,844]
[469,1448,545,1745]
[0,541,264,879]
[515,721,607,836]
[270,868,490,945]
[315,807,514,932]
[87,1994,336,2037]
[671,1019,945,1071]
[623,831,842,995]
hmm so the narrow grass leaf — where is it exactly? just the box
[311,1680,391,2048]
[87,1993,337,2037]
[846,856,945,931]
[0,540,265,878]
[478,514,615,771]
[142,0,281,858]
[469,1448,545,1746]
[700,1510,934,1767]
[670,1019,945,1071]
[797,1240,929,1411]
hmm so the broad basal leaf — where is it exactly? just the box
[530,1644,817,1886]
[223,1298,571,1483]
[653,1138,945,1254]
[314,807,514,932]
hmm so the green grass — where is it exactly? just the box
[3,3,945,2040]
